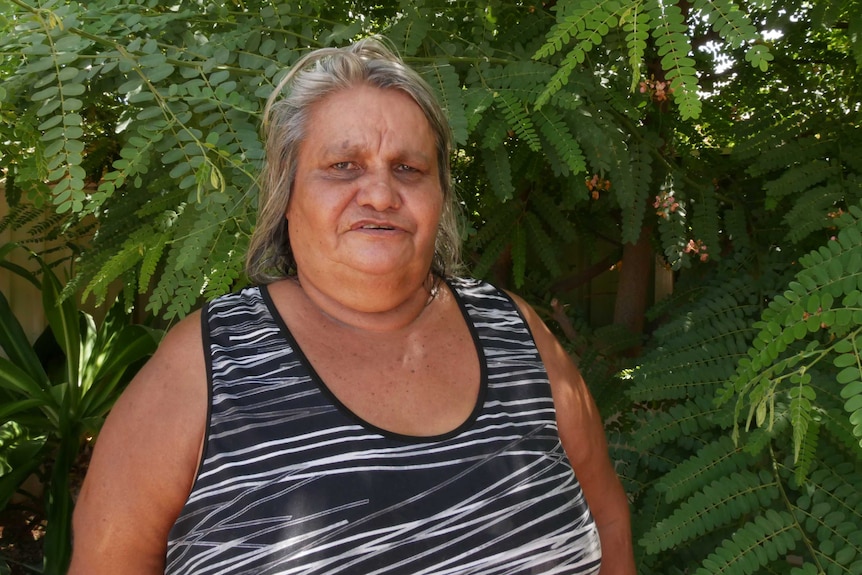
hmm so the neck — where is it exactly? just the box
[293,271,439,332]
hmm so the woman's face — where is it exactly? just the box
[287,84,443,289]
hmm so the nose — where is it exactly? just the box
[356,167,402,211]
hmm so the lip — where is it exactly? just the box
[349,219,407,232]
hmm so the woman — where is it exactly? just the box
[70,37,635,574]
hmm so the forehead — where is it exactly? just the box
[301,85,437,155]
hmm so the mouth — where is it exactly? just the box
[353,221,400,232]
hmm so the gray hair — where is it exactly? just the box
[245,36,461,283]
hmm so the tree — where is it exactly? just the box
[1,0,861,573]
[0,0,778,321]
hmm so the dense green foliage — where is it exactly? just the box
[620,207,862,574]
[0,0,792,315]
[1,0,861,573]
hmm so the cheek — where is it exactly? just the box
[288,207,336,259]
[425,196,445,229]
[286,207,311,249]
[286,195,318,236]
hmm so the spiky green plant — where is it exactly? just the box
[0,244,160,574]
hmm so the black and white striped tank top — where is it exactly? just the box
[165,277,601,575]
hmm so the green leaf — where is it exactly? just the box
[32,86,59,101]
[80,324,159,416]
[512,223,526,288]
[837,366,861,384]
[0,289,49,388]
[495,93,541,152]
[0,357,51,401]
[147,63,175,83]
[0,431,47,509]
[38,261,81,393]
[0,398,46,420]
[482,144,515,201]
[423,62,468,145]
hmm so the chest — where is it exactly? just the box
[267,282,479,436]
[294,315,479,436]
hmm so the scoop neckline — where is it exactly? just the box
[258,278,489,443]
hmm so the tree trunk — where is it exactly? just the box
[613,224,653,346]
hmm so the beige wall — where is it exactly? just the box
[1,192,48,346]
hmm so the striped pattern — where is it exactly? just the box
[165,278,601,575]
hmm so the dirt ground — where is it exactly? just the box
[0,507,45,574]
[0,444,92,574]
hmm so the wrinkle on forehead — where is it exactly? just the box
[323,130,433,165]
[304,86,437,167]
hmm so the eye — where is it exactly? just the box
[332,161,357,170]
[395,163,419,173]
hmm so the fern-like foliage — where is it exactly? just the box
[694,509,801,575]
[495,92,542,152]
[384,6,430,57]
[689,183,722,263]
[653,172,690,268]
[0,196,93,259]
[647,0,701,120]
[691,0,769,69]
[534,107,586,177]
[466,184,584,289]
[655,435,759,503]
[534,0,626,108]
[422,62,468,145]
[722,204,862,463]
[624,206,862,574]
[619,137,653,245]
[740,118,862,248]
[620,3,651,92]
[642,469,781,553]
[628,275,760,403]
[0,0,783,314]
[633,395,733,452]
[792,452,862,575]
[480,142,516,202]
[533,0,767,119]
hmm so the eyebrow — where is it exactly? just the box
[320,141,433,166]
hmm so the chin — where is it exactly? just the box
[348,257,436,287]
[343,252,424,276]
[349,262,421,279]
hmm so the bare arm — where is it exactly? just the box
[509,293,636,575]
[69,311,208,574]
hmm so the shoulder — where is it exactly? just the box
[445,275,487,294]
[206,285,266,316]
[70,310,207,572]
[158,308,205,356]
[501,290,557,352]
[445,278,542,336]
[93,306,207,475]
[127,310,207,451]
[126,310,206,391]
[501,290,577,382]
[503,291,604,467]
[445,276,513,308]
[470,290,637,573]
